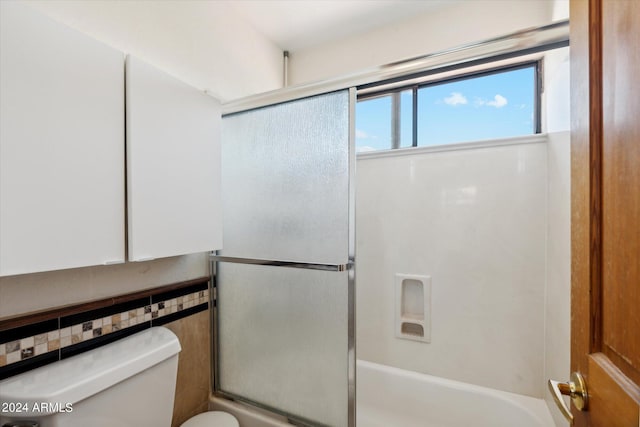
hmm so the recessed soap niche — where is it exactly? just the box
[395,274,431,343]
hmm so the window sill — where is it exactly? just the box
[355,133,548,160]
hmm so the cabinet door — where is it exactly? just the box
[126,56,222,261]
[0,2,125,276]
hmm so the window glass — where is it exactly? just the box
[417,67,535,146]
[355,95,391,152]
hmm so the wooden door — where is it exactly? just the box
[571,0,640,425]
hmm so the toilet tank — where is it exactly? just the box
[0,327,181,427]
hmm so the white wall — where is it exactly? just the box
[542,5,570,418]
[542,47,571,133]
[356,140,548,397]
[22,0,283,101]
[0,1,282,318]
[543,2,570,421]
[289,0,555,85]
[0,254,209,317]
[544,131,571,426]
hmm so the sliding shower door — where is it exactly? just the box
[214,89,355,427]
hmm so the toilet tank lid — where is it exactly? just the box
[0,327,181,415]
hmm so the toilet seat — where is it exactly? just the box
[181,411,240,427]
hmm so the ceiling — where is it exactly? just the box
[227,0,452,52]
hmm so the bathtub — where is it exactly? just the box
[357,360,554,427]
[210,360,555,427]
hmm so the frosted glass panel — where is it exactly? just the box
[221,91,350,264]
[217,262,348,426]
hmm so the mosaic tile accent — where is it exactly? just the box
[0,318,59,347]
[0,280,209,380]
[55,289,208,353]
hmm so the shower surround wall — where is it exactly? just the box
[290,0,571,412]
[356,139,548,397]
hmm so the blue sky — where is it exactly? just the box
[356,67,535,152]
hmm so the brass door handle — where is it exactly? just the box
[548,372,588,424]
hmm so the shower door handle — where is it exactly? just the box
[548,372,588,424]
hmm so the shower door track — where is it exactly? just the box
[210,255,352,272]
[222,20,569,116]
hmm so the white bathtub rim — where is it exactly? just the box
[357,359,550,425]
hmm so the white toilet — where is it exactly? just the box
[0,327,238,427]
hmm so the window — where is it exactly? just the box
[356,63,539,152]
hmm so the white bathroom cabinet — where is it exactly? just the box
[0,2,125,276]
[0,3,222,276]
[125,55,222,261]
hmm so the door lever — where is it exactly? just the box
[548,372,588,424]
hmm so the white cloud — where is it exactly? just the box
[474,94,509,108]
[443,92,468,106]
[486,94,508,108]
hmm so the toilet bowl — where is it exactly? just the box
[181,411,239,427]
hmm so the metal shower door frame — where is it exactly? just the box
[210,87,357,427]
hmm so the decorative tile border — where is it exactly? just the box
[0,277,210,380]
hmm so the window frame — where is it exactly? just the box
[356,60,542,150]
